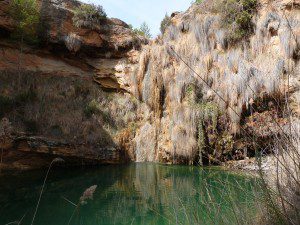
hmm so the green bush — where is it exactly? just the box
[73,4,106,29]
[160,14,171,34]
[133,22,152,39]
[84,99,100,118]
[9,0,40,44]
[219,0,257,43]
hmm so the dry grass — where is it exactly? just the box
[0,71,138,147]
[257,119,300,224]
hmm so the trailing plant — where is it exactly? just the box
[72,3,106,29]
[197,120,205,166]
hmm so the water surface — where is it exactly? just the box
[0,163,259,225]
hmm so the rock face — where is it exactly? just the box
[0,0,146,91]
[0,0,299,169]
[132,0,300,164]
[0,0,143,169]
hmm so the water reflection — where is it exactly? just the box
[0,164,259,225]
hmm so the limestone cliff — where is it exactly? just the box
[0,0,299,169]
[0,0,144,169]
[133,0,300,164]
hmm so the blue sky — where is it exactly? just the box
[81,0,191,36]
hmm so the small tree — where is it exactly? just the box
[219,0,257,43]
[134,22,152,39]
[9,0,40,44]
[160,13,171,34]
[73,4,106,29]
[9,0,40,88]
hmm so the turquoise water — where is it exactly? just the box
[0,163,259,225]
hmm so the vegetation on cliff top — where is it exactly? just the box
[219,0,257,43]
[132,22,152,39]
[160,14,171,34]
[9,0,40,44]
[194,0,257,43]
[72,3,107,29]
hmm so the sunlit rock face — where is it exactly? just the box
[0,0,147,92]
[133,0,300,164]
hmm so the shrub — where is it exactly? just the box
[160,14,171,34]
[72,4,106,29]
[84,99,100,118]
[128,24,133,30]
[218,0,257,43]
[133,22,152,39]
[9,0,40,44]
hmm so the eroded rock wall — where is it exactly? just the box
[0,0,299,168]
[0,0,143,169]
[133,0,300,164]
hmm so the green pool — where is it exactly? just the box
[0,163,260,225]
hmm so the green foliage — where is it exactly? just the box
[216,133,234,154]
[219,0,257,43]
[129,122,138,133]
[197,102,219,131]
[128,24,133,30]
[9,0,40,44]
[160,14,171,34]
[197,120,205,165]
[84,99,100,118]
[73,4,106,29]
[134,22,152,39]
[185,85,194,97]
[100,110,114,124]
